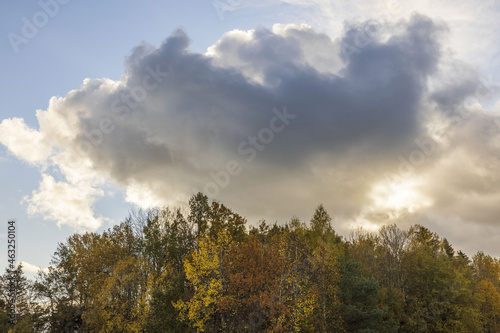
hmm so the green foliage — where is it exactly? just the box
[0,194,498,332]
[339,257,394,333]
[0,264,38,332]
[400,227,482,332]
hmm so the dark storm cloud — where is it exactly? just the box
[92,14,445,178]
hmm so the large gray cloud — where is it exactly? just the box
[1,14,500,255]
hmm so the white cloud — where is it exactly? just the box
[125,181,169,209]
[24,174,106,231]
[0,117,52,164]
[18,261,48,274]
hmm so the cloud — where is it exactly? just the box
[494,99,500,113]
[0,117,52,164]
[279,0,500,71]
[19,261,48,274]
[1,14,500,257]
[24,174,107,231]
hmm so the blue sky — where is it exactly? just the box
[0,0,297,276]
[1,0,500,277]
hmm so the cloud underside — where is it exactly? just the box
[1,14,499,255]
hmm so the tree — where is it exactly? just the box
[473,252,500,286]
[477,279,500,332]
[188,192,211,239]
[3,196,500,331]
[94,255,148,332]
[310,205,333,237]
[279,218,317,332]
[33,240,85,332]
[141,208,195,332]
[175,230,232,331]
[473,252,500,332]
[0,263,38,332]
[400,227,482,332]
[208,201,247,243]
[338,257,393,333]
[309,240,344,332]
[307,205,344,332]
[219,234,288,332]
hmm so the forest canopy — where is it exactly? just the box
[1,193,500,332]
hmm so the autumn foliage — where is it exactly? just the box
[1,193,500,332]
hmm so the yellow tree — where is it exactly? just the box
[477,279,500,332]
[310,241,344,332]
[95,255,149,332]
[65,223,147,332]
[175,230,232,332]
[276,218,317,332]
[473,252,500,332]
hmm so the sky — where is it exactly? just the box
[1,0,500,276]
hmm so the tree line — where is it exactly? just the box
[1,193,500,332]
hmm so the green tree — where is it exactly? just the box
[400,226,481,332]
[141,207,195,332]
[33,240,85,332]
[0,263,38,332]
[338,256,393,333]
